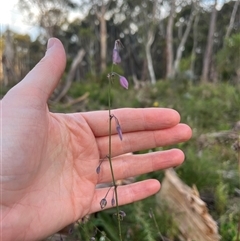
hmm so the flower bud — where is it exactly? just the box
[112,39,123,64]
[119,76,128,89]
[116,125,123,141]
[111,197,115,206]
[112,49,121,64]
[100,198,107,209]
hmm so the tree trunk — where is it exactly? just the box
[225,0,239,39]
[201,0,217,83]
[166,0,175,79]
[146,33,156,84]
[145,0,157,85]
[172,6,195,77]
[97,4,107,73]
[141,59,148,82]
[2,29,15,86]
[190,5,200,74]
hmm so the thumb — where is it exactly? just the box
[16,38,66,102]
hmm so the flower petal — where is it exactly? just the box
[116,125,123,141]
[112,49,121,64]
[119,76,128,89]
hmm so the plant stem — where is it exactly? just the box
[108,71,122,241]
[149,208,165,241]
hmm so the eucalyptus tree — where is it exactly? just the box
[201,0,218,83]
[78,0,120,73]
[2,30,15,86]
[225,0,240,40]
[118,0,163,84]
[1,30,43,86]
[166,0,175,79]
[172,2,197,77]
[18,0,77,39]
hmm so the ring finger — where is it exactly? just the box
[96,148,184,184]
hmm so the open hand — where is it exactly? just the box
[1,38,192,241]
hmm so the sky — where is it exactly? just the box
[0,0,40,39]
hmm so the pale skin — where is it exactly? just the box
[1,38,192,241]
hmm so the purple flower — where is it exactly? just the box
[111,197,115,206]
[112,49,121,64]
[114,210,126,220]
[100,198,107,209]
[96,156,107,174]
[119,210,126,218]
[96,165,101,174]
[112,39,123,64]
[119,76,128,89]
[116,125,123,141]
[112,115,123,140]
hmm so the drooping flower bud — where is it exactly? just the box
[112,49,121,64]
[116,125,123,141]
[114,210,127,221]
[96,156,107,174]
[112,39,123,64]
[119,76,129,89]
[111,197,115,206]
[100,198,107,209]
[96,165,101,174]
[119,210,126,218]
[112,115,123,140]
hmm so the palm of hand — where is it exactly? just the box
[2,92,101,238]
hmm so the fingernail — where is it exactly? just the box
[47,38,55,50]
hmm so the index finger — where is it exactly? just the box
[81,108,181,137]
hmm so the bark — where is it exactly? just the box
[225,0,240,39]
[201,0,218,83]
[146,33,156,84]
[96,3,107,72]
[190,6,200,74]
[2,29,15,86]
[172,6,195,77]
[145,0,158,85]
[166,0,175,79]
[52,49,86,102]
[140,59,148,82]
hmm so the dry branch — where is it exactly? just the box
[158,168,221,241]
[52,49,86,103]
[61,92,89,108]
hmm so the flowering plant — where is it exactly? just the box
[96,39,128,240]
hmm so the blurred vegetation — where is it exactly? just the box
[49,80,240,241]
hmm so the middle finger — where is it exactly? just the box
[96,123,191,158]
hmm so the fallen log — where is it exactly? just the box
[157,168,221,241]
[61,92,89,108]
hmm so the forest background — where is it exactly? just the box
[1,0,240,240]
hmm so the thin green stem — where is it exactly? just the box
[108,68,122,241]
[149,208,164,241]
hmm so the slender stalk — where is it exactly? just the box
[149,208,164,241]
[108,69,122,241]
